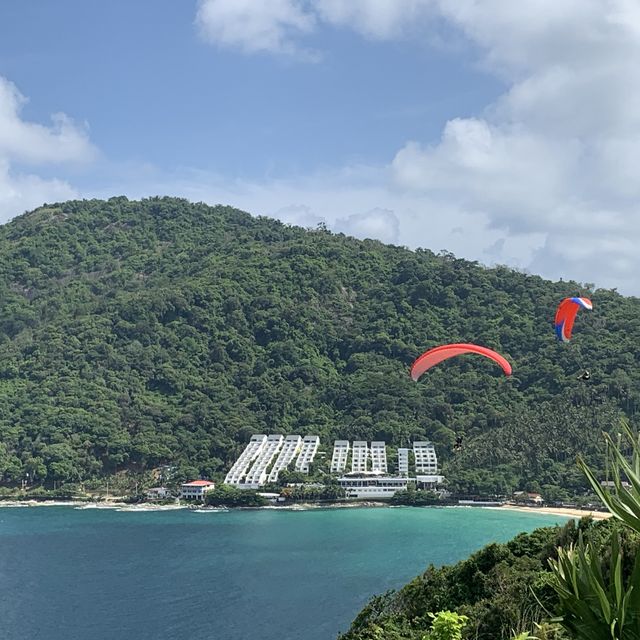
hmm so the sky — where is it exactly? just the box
[1,0,639,294]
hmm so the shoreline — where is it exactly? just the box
[0,499,186,510]
[0,499,613,519]
[491,504,611,520]
[0,499,388,511]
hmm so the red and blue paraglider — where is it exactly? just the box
[554,297,592,343]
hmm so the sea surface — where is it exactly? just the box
[0,505,568,640]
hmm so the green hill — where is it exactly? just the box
[0,196,636,491]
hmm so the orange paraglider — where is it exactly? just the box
[410,343,512,381]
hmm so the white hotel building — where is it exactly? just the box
[336,440,443,499]
[351,441,369,473]
[337,473,415,499]
[268,435,302,483]
[224,434,267,486]
[224,434,320,489]
[370,441,388,473]
[330,440,350,473]
[295,435,320,473]
[413,441,438,474]
[223,434,443,497]
[397,448,409,476]
[244,434,284,488]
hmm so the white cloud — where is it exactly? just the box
[0,160,78,222]
[194,0,439,56]
[314,0,435,40]
[0,77,95,165]
[378,0,640,291]
[335,207,400,244]
[195,0,317,57]
[0,76,95,223]
[270,203,326,229]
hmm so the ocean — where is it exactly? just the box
[0,505,569,640]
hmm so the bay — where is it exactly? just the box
[0,506,568,640]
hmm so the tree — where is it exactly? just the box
[424,611,468,640]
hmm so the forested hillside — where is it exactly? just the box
[0,197,637,492]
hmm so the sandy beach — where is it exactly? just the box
[495,504,611,520]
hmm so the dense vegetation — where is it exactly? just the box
[339,517,639,640]
[0,196,638,494]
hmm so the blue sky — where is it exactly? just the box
[1,1,639,293]
[0,1,499,177]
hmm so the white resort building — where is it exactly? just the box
[416,475,445,490]
[244,434,284,488]
[224,434,320,489]
[223,434,444,497]
[268,435,302,483]
[146,487,172,501]
[330,440,350,473]
[397,448,409,476]
[224,434,267,486]
[337,473,414,499]
[370,441,387,473]
[413,441,438,474]
[295,435,320,472]
[181,480,216,501]
[351,441,369,473]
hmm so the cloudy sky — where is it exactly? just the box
[1,1,638,293]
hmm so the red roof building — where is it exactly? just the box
[181,480,216,501]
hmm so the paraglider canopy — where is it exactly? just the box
[554,297,592,342]
[410,343,512,381]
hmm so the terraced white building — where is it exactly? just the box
[225,435,442,495]
[370,441,387,473]
[224,434,267,486]
[244,435,284,488]
[330,440,350,473]
[413,441,438,474]
[351,441,369,473]
[397,448,409,476]
[295,435,320,472]
[268,435,302,483]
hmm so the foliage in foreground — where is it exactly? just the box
[549,533,640,639]
[545,422,640,639]
[424,611,468,640]
[339,518,637,640]
[341,518,640,640]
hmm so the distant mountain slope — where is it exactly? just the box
[0,197,637,489]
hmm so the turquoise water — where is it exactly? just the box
[0,506,568,640]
